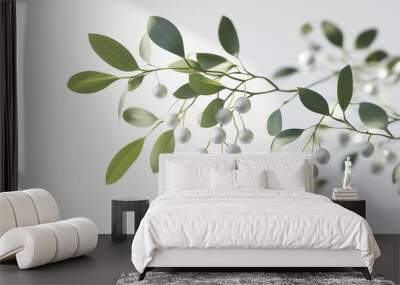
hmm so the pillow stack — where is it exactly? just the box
[211,168,267,190]
[166,160,235,191]
[166,158,310,192]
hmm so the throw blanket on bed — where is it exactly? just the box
[131,190,380,272]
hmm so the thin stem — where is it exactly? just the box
[178,100,187,113]
[238,113,246,129]
[181,97,197,114]
[278,72,338,107]
[237,57,280,90]
[154,71,160,84]
[183,58,244,82]
[328,115,398,139]
[386,127,394,137]
[205,139,211,150]
[232,115,240,144]
[301,116,326,152]
[180,97,197,127]
[146,120,163,137]
[167,99,180,113]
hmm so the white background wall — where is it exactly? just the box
[16,0,400,233]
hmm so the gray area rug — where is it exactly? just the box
[116,272,396,285]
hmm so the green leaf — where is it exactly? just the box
[128,75,144,92]
[387,57,400,71]
[200,98,224,128]
[189,74,225,95]
[337,65,353,112]
[173,84,198,99]
[365,50,388,63]
[355,29,377,49]
[196,53,233,73]
[147,16,185,57]
[118,76,145,119]
[392,162,400,184]
[359,102,388,130]
[106,138,145,184]
[273,67,298,78]
[271,129,304,152]
[301,23,313,36]
[168,59,200,73]
[123,107,158,127]
[67,71,119,94]
[139,34,151,63]
[298,88,330,115]
[88,34,138,71]
[118,90,128,120]
[317,124,330,130]
[267,109,282,136]
[150,130,175,173]
[321,21,343,47]
[218,16,239,57]
[314,179,328,191]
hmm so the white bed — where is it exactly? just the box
[131,153,380,280]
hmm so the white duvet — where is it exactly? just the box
[131,190,380,272]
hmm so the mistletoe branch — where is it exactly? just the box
[66,16,400,186]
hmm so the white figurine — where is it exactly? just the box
[343,156,352,190]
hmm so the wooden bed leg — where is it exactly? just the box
[354,267,371,280]
[138,268,148,281]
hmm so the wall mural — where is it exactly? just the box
[67,16,400,186]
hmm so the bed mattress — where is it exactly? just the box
[131,189,380,272]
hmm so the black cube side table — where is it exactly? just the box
[111,197,149,242]
[332,199,366,219]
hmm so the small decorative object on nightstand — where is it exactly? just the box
[111,197,149,242]
[332,199,366,219]
[332,157,359,200]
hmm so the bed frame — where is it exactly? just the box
[140,248,370,280]
[139,153,372,280]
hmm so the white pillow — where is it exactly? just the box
[237,159,309,191]
[236,169,267,189]
[167,163,209,191]
[167,160,235,191]
[211,168,236,190]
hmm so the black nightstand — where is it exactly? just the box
[111,197,149,242]
[332,199,366,218]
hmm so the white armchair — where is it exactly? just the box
[0,189,98,269]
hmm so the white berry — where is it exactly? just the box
[238,129,254,144]
[315,148,330,165]
[215,108,232,125]
[234,97,251,113]
[363,83,378,96]
[175,127,191,144]
[370,161,384,174]
[361,142,374,157]
[210,127,226,144]
[338,132,350,146]
[153,84,168,99]
[225,144,241,154]
[377,67,389,80]
[382,149,397,163]
[298,50,315,70]
[164,112,179,128]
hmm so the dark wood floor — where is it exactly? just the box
[0,235,133,285]
[0,235,399,285]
